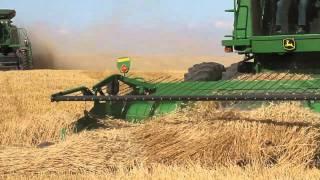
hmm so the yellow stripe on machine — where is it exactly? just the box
[117,57,131,63]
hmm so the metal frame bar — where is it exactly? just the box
[51,93,320,102]
[51,74,320,103]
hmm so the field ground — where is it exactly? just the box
[1,70,320,179]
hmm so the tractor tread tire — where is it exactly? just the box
[222,63,240,80]
[17,49,32,70]
[184,62,225,82]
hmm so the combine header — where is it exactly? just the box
[53,1,320,122]
[0,9,32,70]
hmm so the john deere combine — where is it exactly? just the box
[52,0,320,122]
[0,9,32,70]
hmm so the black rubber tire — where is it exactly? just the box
[222,62,255,80]
[17,49,32,70]
[222,63,240,80]
[238,62,254,73]
[184,62,225,82]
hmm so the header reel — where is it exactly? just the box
[52,58,320,122]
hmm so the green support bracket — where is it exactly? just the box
[92,74,156,95]
[254,62,262,73]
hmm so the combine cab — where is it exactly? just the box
[0,9,32,70]
[52,1,320,122]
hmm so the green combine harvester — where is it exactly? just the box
[0,9,32,70]
[52,0,320,122]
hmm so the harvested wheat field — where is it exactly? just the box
[1,70,320,179]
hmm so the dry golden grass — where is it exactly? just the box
[0,70,182,147]
[4,164,320,180]
[1,70,320,178]
[236,72,311,80]
[0,70,98,147]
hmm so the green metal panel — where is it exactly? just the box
[236,6,248,38]
[223,34,320,54]
[234,0,252,39]
[222,0,253,51]
[153,102,180,117]
[126,102,154,122]
[306,101,320,113]
[222,39,251,46]
[53,76,320,101]
[251,34,320,53]
[90,101,125,118]
[150,79,320,96]
[89,101,180,122]
[222,0,320,54]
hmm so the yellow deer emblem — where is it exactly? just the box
[283,38,296,51]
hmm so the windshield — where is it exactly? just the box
[0,23,10,43]
[252,0,320,35]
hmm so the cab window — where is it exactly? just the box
[252,0,320,35]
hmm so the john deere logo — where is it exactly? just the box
[283,38,296,51]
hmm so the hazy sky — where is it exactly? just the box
[0,1,233,30]
[0,1,235,57]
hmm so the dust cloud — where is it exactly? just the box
[28,22,240,71]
